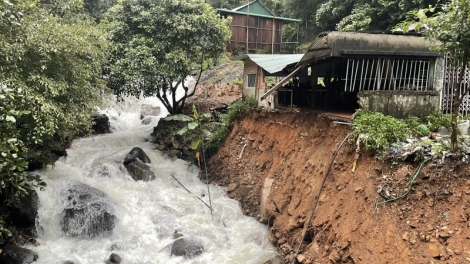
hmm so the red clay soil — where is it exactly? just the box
[205,109,470,264]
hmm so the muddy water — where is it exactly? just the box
[29,95,275,264]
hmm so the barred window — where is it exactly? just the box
[343,58,434,92]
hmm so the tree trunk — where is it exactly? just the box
[451,49,469,152]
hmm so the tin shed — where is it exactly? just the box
[262,31,445,118]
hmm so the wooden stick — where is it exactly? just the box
[158,242,173,253]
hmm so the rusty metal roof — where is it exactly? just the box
[236,54,304,74]
[299,31,441,64]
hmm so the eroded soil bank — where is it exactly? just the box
[205,109,470,264]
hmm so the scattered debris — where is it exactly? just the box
[238,143,247,159]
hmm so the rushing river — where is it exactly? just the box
[29,95,276,264]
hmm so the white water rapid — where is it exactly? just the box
[29,95,276,264]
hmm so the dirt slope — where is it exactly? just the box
[205,109,470,264]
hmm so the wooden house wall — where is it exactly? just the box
[227,14,283,53]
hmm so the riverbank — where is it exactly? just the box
[204,108,470,263]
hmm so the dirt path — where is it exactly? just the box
[205,109,470,264]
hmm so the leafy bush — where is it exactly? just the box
[203,97,257,158]
[0,85,46,242]
[406,116,430,137]
[166,105,215,151]
[352,110,411,151]
[425,113,452,132]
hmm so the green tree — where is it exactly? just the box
[83,0,116,21]
[1,0,109,240]
[281,0,322,45]
[1,0,108,189]
[206,0,245,9]
[316,0,443,31]
[105,0,231,115]
[397,0,470,151]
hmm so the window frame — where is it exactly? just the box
[246,74,257,89]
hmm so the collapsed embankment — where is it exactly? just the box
[206,109,470,264]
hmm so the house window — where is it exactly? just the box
[343,57,434,92]
[246,74,256,88]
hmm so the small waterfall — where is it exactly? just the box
[29,94,276,263]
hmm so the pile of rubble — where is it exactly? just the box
[379,127,470,163]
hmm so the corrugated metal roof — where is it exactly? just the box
[233,0,273,16]
[237,54,304,74]
[299,31,441,64]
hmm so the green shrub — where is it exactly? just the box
[203,97,257,158]
[406,116,430,137]
[425,113,452,132]
[353,110,411,151]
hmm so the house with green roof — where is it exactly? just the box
[217,0,301,54]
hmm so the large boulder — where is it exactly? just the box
[0,245,38,264]
[171,235,204,258]
[0,184,38,236]
[150,119,196,159]
[122,147,155,181]
[91,114,111,134]
[105,253,122,264]
[124,159,156,181]
[60,182,116,238]
[140,104,160,120]
[123,147,151,165]
[27,140,68,170]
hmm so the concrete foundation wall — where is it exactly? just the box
[358,91,440,118]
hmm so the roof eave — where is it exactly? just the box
[217,9,302,23]
[341,50,441,57]
[232,0,274,16]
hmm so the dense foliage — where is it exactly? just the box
[1,0,108,168]
[315,0,443,31]
[105,0,231,114]
[353,111,411,151]
[352,111,452,152]
[206,0,245,9]
[83,0,116,21]
[1,0,109,240]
